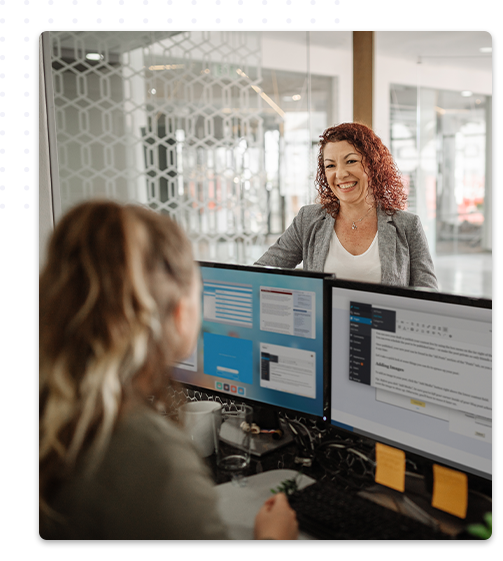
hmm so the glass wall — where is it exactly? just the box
[375,31,492,298]
[46,30,491,297]
[48,31,336,264]
[390,84,489,255]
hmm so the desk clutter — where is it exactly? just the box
[164,386,492,540]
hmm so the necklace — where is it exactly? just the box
[348,206,374,230]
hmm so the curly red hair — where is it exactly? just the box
[315,122,407,216]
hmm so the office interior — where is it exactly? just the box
[39,31,493,539]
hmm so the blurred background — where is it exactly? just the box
[40,30,492,298]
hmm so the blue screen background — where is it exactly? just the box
[173,265,325,418]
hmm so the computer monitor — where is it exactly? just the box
[328,279,492,480]
[173,262,330,420]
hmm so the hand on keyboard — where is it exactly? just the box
[254,492,299,540]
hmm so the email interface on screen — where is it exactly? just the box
[330,284,492,478]
[174,265,325,418]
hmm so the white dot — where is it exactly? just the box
[24,204,30,209]
[24,185,29,190]
[24,112,29,117]
[262,18,267,23]
[144,0,148,4]
[167,0,172,4]
[119,0,124,4]
[97,18,101,23]
[73,18,77,23]
[49,0,53,4]
[0,149,4,153]
[192,18,196,23]
[24,37,29,42]
[0,130,3,135]
[335,0,339,4]
[0,74,4,78]
[24,19,29,24]
[238,18,243,23]
[0,112,4,116]
[24,55,29,60]
[119,18,124,23]
[238,0,243,4]
[262,0,267,4]
[168,18,172,23]
[335,18,339,23]
[48,19,53,23]
[24,149,29,154]
[24,131,29,135]
[0,38,4,42]
[311,18,315,23]
[311,0,315,4]
[0,204,5,209]
[0,185,4,190]
[216,18,220,23]
[287,0,291,4]
[192,0,197,4]
[73,0,78,4]
[97,0,101,4]
[0,168,4,172]
[24,167,29,172]
[24,74,29,78]
[143,18,148,23]
[216,0,220,4]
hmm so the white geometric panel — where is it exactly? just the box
[50,31,268,264]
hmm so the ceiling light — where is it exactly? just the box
[86,53,103,61]
[292,94,301,101]
[461,91,473,97]
[149,88,157,95]
[479,47,492,53]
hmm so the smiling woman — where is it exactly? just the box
[255,122,438,290]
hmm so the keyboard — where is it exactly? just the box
[287,480,450,540]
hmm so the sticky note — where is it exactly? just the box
[431,464,468,519]
[375,442,406,492]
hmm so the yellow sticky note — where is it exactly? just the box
[375,442,406,492]
[432,464,468,519]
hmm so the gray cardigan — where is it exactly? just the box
[255,204,438,289]
[41,407,229,539]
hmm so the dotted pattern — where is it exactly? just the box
[0,20,34,210]
[36,0,340,29]
[0,2,345,218]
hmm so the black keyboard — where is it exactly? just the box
[287,480,450,540]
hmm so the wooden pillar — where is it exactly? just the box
[353,31,374,128]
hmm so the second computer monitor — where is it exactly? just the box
[328,279,492,480]
[173,262,329,419]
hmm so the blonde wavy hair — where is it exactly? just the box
[39,200,195,515]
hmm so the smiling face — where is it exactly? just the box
[323,140,371,208]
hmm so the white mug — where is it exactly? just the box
[180,401,222,457]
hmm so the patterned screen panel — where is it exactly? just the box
[50,31,268,263]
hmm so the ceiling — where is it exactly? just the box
[51,30,492,73]
[261,31,492,71]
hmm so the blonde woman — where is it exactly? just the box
[39,200,297,540]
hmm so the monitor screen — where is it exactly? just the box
[328,280,492,480]
[173,262,329,419]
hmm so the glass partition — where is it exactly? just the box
[48,31,336,264]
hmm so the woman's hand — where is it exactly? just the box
[254,492,299,540]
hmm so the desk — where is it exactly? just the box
[216,469,315,540]
[205,427,492,539]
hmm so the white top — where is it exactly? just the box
[324,231,381,283]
